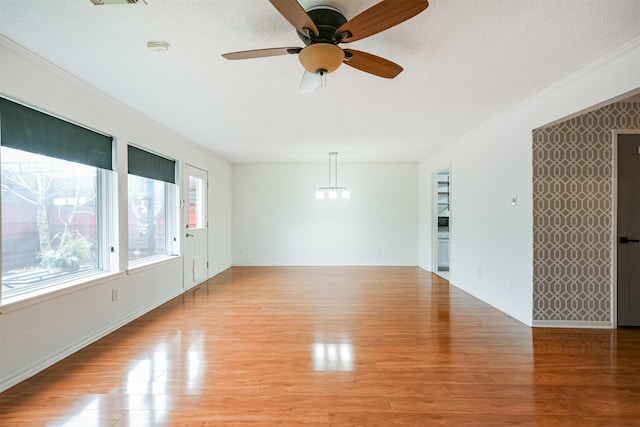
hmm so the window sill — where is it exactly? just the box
[0,256,183,314]
[0,271,124,314]
[125,255,182,276]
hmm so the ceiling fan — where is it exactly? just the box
[222,0,429,92]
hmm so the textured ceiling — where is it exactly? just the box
[1,0,639,163]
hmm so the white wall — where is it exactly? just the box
[233,163,418,266]
[419,37,640,326]
[0,37,232,391]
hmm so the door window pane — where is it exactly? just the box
[188,175,205,230]
[2,146,101,299]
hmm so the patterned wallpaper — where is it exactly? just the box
[532,101,640,323]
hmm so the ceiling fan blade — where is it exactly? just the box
[336,0,428,43]
[222,47,302,60]
[269,0,319,37]
[300,71,321,94]
[343,49,403,78]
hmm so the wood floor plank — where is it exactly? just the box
[1,266,638,426]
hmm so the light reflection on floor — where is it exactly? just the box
[57,396,100,427]
[49,324,357,423]
[312,334,354,371]
[55,330,208,426]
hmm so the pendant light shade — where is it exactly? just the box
[299,44,345,74]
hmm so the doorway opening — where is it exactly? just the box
[435,170,450,279]
[614,130,640,327]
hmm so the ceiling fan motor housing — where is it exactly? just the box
[297,6,348,45]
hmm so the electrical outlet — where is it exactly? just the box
[377,247,382,255]
[112,289,118,302]
[478,269,482,279]
[239,248,244,256]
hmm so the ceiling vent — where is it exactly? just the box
[90,0,143,5]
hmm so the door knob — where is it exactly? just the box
[619,236,640,244]
[186,233,194,238]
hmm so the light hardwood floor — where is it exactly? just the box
[1,266,638,426]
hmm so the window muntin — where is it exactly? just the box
[1,146,107,300]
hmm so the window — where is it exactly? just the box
[1,97,114,302]
[127,145,177,263]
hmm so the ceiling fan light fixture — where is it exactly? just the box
[298,43,344,74]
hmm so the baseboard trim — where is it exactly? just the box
[231,262,418,267]
[0,289,183,393]
[532,320,613,329]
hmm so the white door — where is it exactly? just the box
[183,164,208,289]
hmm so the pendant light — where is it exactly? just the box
[316,152,350,200]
